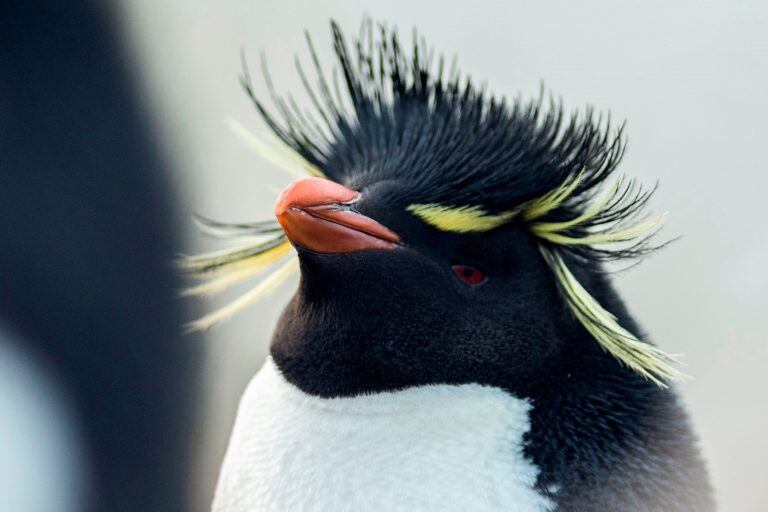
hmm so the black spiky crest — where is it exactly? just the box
[240,19,663,265]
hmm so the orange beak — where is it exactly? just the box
[274,177,401,253]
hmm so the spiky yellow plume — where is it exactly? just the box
[406,204,518,233]
[521,171,584,221]
[540,247,685,387]
[406,172,586,235]
[180,116,328,330]
[185,256,299,332]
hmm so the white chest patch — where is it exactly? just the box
[212,358,554,512]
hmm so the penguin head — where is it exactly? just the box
[183,20,685,396]
[270,175,566,396]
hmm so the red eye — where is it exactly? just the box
[451,264,486,285]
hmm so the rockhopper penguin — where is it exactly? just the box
[184,21,715,512]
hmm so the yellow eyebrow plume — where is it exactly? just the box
[540,246,687,387]
[521,171,583,221]
[406,171,585,234]
[406,204,518,233]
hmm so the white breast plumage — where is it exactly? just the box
[212,357,554,512]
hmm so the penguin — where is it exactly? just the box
[185,20,715,512]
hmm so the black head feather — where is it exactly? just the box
[241,20,665,269]
[243,22,623,211]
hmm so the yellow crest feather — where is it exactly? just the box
[530,177,623,234]
[533,214,666,246]
[180,239,293,277]
[406,204,518,233]
[182,116,323,329]
[521,171,583,221]
[406,171,585,234]
[185,256,299,332]
[540,247,686,387]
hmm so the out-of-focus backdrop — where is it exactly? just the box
[2,1,766,511]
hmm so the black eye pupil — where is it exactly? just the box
[463,268,474,278]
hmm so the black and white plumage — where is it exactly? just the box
[191,20,715,511]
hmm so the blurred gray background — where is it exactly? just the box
[117,1,767,510]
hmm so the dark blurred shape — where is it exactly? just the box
[0,2,200,511]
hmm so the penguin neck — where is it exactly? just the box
[520,323,712,508]
[519,274,667,489]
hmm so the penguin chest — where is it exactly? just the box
[212,358,554,512]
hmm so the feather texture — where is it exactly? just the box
[406,204,517,233]
[185,256,299,332]
[540,247,685,387]
[182,19,682,386]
